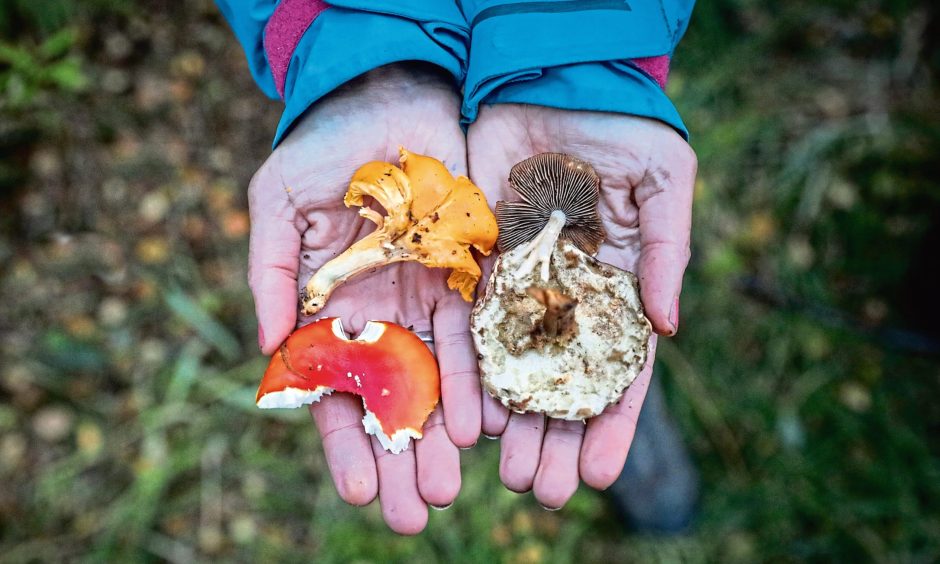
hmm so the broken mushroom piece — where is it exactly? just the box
[471,153,652,420]
[256,318,440,454]
[301,148,498,315]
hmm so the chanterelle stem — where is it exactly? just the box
[514,210,567,282]
[302,240,410,315]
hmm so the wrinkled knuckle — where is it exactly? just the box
[442,368,479,382]
[550,421,586,443]
[642,240,687,266]
[420,417,447,433]
[435,330,474,349]
[371,446,392,464]
[320,420,362,443]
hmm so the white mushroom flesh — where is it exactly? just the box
[471,239,651,420]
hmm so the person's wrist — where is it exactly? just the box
[342,62,460,109]
[283,62,462,145]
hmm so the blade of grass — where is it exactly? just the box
[657,339,749,478]
[165,340,207,404]
[164,288,241,362]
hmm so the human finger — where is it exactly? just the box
[309,394,378,506]
[415,406,461,508]
[579,336,658,489]
[482,393,511,438]
[498,412,546,493]
[372,436,429,535]
[532,418,585,509]
[247,161,307,354]
[634,143,697,335]
[432,295,481,448]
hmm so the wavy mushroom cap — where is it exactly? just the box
[301,147,498,314]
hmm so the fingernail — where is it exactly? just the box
[539,504,562,512]
[459,443,477,451]
[482,433,499,440]
[430,502,453,511]
[668,296,679,334]
[258,325,265,351]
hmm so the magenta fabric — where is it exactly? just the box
[630,55,670,89]
[264,0,330,98]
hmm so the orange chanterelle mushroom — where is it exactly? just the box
[301,148,498,315]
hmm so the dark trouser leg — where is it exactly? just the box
[607,367,699,533]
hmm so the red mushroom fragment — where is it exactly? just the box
[256,318,440,453]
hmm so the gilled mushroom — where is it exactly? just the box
[495,153,606,280]
[471,153,652,420]
[256,317,439,454]
[301,148,498,315]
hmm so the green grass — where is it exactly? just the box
[1,0,938,561]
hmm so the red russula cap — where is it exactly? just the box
[256,318,440,454]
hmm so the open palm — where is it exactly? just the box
[467,104,697,509]
[248,64,480,534]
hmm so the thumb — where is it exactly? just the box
[635,144,697,336]
[247,161,305,355]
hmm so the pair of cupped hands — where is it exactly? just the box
[248,64,696,534]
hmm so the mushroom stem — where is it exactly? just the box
[514,210,567,282]
[302,238,410,315]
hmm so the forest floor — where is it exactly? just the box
[1,1,938,561]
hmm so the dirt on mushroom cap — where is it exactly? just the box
[472,240,651,420]
[472,152,651,420]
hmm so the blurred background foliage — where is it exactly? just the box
[1,0,938,561]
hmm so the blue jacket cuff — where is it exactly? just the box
[468,61,688,140]
[274,5,468,147]
[462,2,688,139]
[215,0,280,100]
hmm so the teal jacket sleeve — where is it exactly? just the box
[215,0,469,147]
[459,0,694,139]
